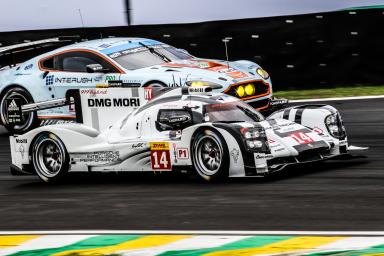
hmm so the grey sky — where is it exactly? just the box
[1,0,384,32]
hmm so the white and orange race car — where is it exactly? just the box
[0,37,275,134]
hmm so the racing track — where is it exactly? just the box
[0,98,383,231]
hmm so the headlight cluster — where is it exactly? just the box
[236,84,255,98]
[240,127,269,151]
[256,68,269,80]
[325,113,346,139]
[225,81,270,100]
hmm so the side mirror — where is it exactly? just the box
[86,64,109,73]
[156,112,192,131]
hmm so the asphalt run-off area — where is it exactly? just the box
[0,98,383,231]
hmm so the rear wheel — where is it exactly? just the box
[0,87,39,134]
[144,81,167,88]
[32,133,69,182]
[191,129,229,181]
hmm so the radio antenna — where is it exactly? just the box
[78,9,85,28]
[222,37,232,68]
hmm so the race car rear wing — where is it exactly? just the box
[0,36,81,68]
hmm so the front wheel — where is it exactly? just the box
[32,133,69,182]
[0,87,39,134]
[191,129,229,181]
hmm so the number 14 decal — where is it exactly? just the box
[290,132,314,144]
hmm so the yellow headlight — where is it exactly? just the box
[256,68,269,79]
[190,81,206,87]
[244,84,255,96]
[236,86,245,97]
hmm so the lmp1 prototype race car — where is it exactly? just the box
[9,86,360,182]
[0,37,274,134]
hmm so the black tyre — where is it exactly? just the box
[191,129,229,181]
[144,81,167,88]
[32,133,69,182]
[0,87,39,134]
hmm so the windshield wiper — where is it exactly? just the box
[139,42,171,63]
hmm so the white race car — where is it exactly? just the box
[10,86,358,182]
[0,37,274,134]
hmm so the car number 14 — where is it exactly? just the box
[290,132,314,144]
[150,142,172,170]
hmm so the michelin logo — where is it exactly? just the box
[8,100,19,112]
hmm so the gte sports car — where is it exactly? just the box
[0,37,272,134]
[10,86,355,182]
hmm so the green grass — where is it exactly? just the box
[274,85,384,100]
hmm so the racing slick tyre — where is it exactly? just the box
[32,133,69,183]
[144,81,167,88]
[191,129,229,181]
[0,87,39,134]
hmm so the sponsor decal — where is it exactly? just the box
[87,98,140,107]
[189,87,206,93]
[15,138,27,143]
[45,75,54,86]
[290,132,314,145]
[6,99,22,124]
[105,75,117,82]
[98,43,111,49]
[255,153,273,159]
[19,145,25,158]
[144,87,153,100]
[80,89,107,95]
[24,64,33,70]
[230,148,240,163]
[162,60,249,79]
[313,127,324,135]
[177,148,189,159]
[45,75,96,85]
[150,142,171,170]
[40,119,76,126]
[131,142,147,150]
[79,151,120,163]
[7,99,19,112]
[108,80,123,87]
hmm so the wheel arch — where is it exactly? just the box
[143,80,167,87]
[0,84,35,102]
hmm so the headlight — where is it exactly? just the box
[240,127,269,151]
[186,81,223,90]
[325,113,346,139]
[236,86,245,97]
[236,84,256,98]
[244,84,255,96]
[256,68,270,80]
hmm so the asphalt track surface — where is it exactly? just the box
[0,98,382,231]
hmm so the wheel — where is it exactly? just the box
[0,87,39,134]
[191,129,229,181]
[32,133,69,182]
[144,81,167,88]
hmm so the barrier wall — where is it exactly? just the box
[1,8,383,90]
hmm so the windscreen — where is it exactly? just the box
[109,44,191,70]
[204,100,264,123]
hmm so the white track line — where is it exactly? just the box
[290,95,384,103]
[2,231,384,236]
